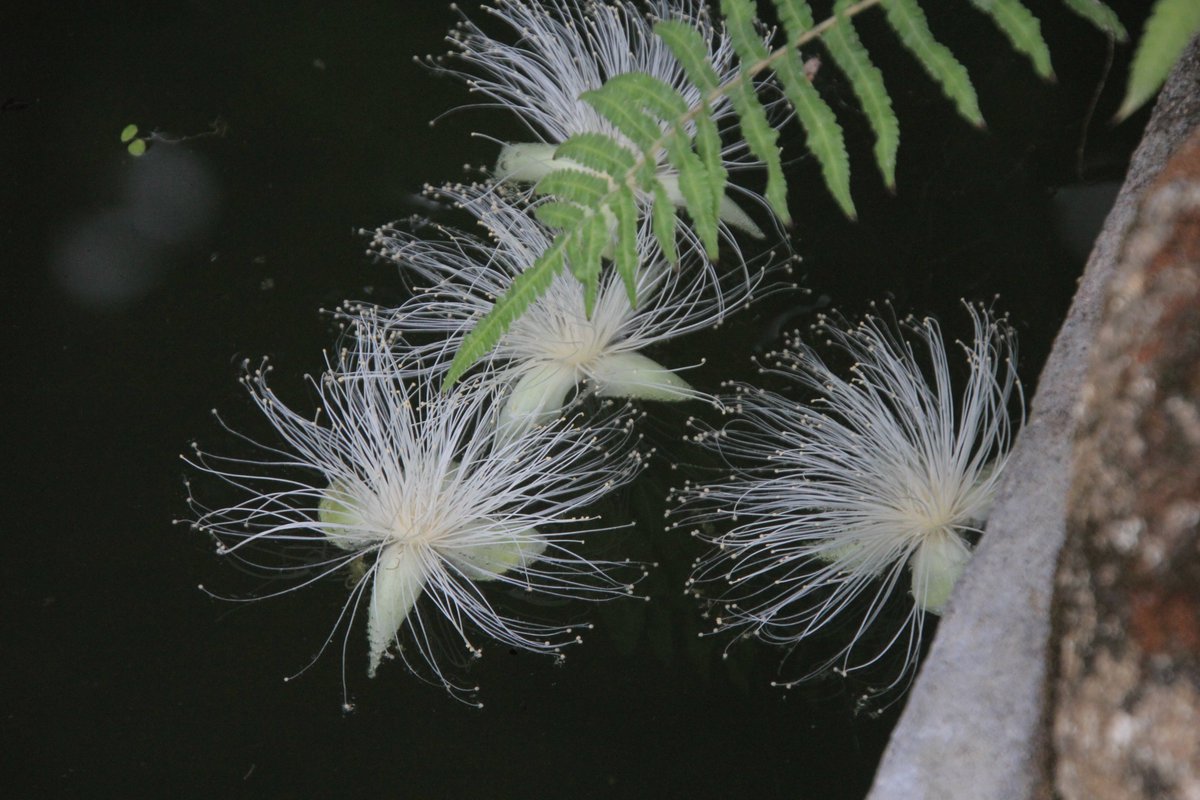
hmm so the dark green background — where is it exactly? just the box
[3,1,1149,796]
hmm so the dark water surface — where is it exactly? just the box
[4,1,1149,797]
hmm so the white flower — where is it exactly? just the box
[670,303,1020,694]
[359,185,781,432]
[184,316,645,704]
[441,0,770,240]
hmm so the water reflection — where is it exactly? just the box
[51,145,218,310]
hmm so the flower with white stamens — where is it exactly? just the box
[359,185,782,432]
[184,315,645,705]
[670,303,1020,695]
[441,0,770,241]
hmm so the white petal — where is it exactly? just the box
[444,524,549,582]
[496,142,604,185]
[499,362,577,433]
[591,351,693,401]
[717,193,765,239]
[908,530,972,615]
[496,142,558,182]
[367,543,429,677]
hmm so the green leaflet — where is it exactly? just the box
[692,112,727,242]
[534,201,587,230]
[722,0,771,62]
[444,241,567,388]
[722,0,790,222]
[612,185,639,307]
[665,133,721,258]
[651,180,678,265]
[882,0,984,128]
[776,46,856,219]
[655,20,727,240]
[654,20,721,93]
[775,0,816,33]
[775,2,855,219]
[581,85,663,154]
[609,74,720,255]
[534,169,610,206]
[1116,0,1200,122]
[967,0,1054,80]
[593,72,724,257]
[566,211,609,317]
[1058,0,1128,41]
[555,132,636,179]
[726,79,790,223]
[825,0,900,191]
[605,72,690,119]
[445,0,1115,385]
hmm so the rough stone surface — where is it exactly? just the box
[867,39,1200,800]
[1051,128,1200,800]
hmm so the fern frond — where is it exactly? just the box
[442,0,1120,387]
[609,72,725,257]
[584,71,727,258]
[578,85,664,156]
